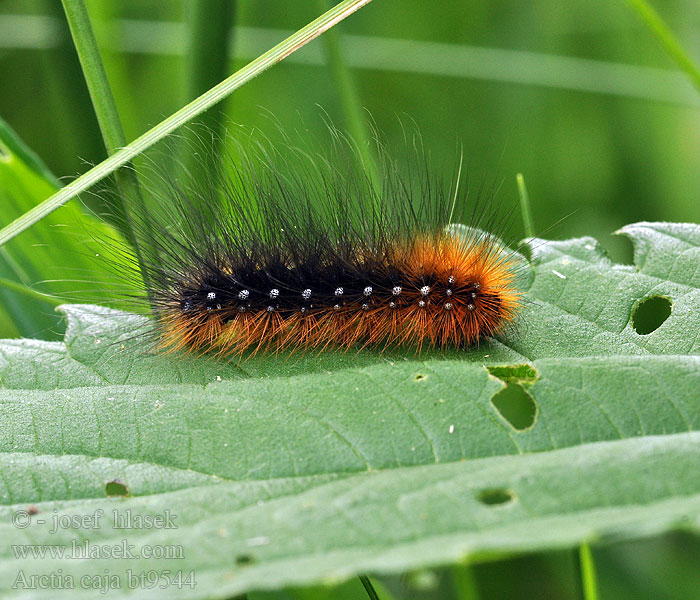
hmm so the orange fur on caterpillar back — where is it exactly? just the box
[120,128,523,357]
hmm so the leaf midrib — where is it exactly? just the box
[2,416,698,501]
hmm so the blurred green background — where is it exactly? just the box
[1,0,699,254]
[1,1,699,598]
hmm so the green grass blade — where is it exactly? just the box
[516,173,535,238]
[625,0,700,96]
[185,0,235,122]
[579,543,599,600]
[181,0,236,186]
[60,0,150,268]
[359,575,380,600]
[60,0,129,155]
[315,0,379,189]
[0,0,373,249]
[451,564,480,600]
[0,276,61,307]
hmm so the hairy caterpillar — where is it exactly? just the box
[102,126,522,358]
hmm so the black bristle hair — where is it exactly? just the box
[89,121,522,356]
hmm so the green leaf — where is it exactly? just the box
[0,117,133,339]
[0,222,699,598]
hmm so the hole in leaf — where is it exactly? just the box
[105,480,130,497]
[610,233,635,266]
[632,296,671,335]
[491,383,537,430]
[487,364,538,385]
[477,488,515,506]
[236,554,255,565]
[414,373,426,381]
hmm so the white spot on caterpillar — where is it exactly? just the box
[183,301,191,311]
[473,282,481,290]
[335,287,344,296]
[448,276,455,284]
[300,307,307,313]
[267,306,275,312]
[238,289,250,300]
[362,303,369,310]
[552,270,567,279]
[269,288,280,299]
[389,301,396,308]
[333,304,341,310]
[420,285,430,296]
[363,286,373,296]
[207,292,216,300]
[216,304,221,310]
[238,306,246,312]
[467,304,475,310]
[444,303,453,310]
[302,288,312,300]
[392,286,402,296]
[418,300,426,308]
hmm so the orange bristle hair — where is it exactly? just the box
[117,129,522,357]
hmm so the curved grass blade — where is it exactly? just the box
[0,0,373,248]
[61,0,150,272]
[625,0,700,96]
